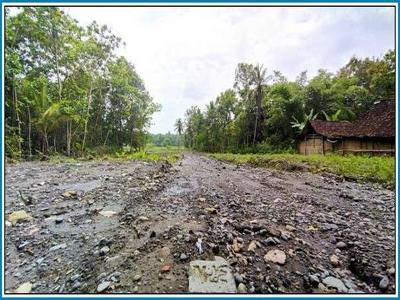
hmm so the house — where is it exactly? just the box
[298,100,396,156]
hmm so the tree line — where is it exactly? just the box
[6,7,160,159]
[178,50,395,153]
[148,133,181,147]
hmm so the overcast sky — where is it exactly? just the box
[64,6,395,134]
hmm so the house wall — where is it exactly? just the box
[299,136,395,156]
[298,135,333,155]
[337,138,395,155]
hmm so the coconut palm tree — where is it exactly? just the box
[174,118,183,136]
[251,64,270,146]
[174,118,183,147]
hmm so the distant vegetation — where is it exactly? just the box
[147,133,182,147]
[5,7,160,160]
[180,51,395,153]
[210,153,395,187]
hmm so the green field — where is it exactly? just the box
[209,152,395,187]
[46,146,185,164]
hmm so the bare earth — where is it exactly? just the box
[4,153,395,294]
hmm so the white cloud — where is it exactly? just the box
[64,6,395,133]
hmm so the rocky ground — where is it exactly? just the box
[4,153,396,294]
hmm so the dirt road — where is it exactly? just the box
[4,153,396,294]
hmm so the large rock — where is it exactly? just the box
[189,256,236,293]
[322,276,348,293]
[15,282,32,293]
[8,211,32,225]
[264,249,286,265]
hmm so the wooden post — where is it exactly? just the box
[304,135,307,155]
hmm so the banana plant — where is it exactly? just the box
[291,109,318,133]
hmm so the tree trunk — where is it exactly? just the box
[103,130,110,147]
[252,86,263,147]
[27,106,32,159]
[13,80,22,157]
[82,81,93,153]
[66,121,72,156]
[43,129,49,154]
[252,108,258,147]
[54,46,62,101]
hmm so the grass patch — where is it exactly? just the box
[209,153,395,187]
[46,146,185,164]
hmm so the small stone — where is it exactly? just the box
[133,274,142,282]
[264,249,286,265]
[97,281,110,293]
[100,246,110,256]
[285,225,296,231]
[99,210,117,217]
[55,217,63,224]
[379,276,389,291]
[330,254,339,267]
[159,247,171,258]
[161,265,172,273]
[180,253,188,261]
[62,190,77,198]
[318,282,328,292]
[309,274,320,285]
[387,267,395,276]
[16,282,32,293]
[232,239,243,253]
[72,281,81,290]
[138,216,149,222]
[237,283,247,293]
[150,231,156,238]
[265,237,278,245]
[336,241,346,249]
[205,207,217,214]
[36,257,44,265]
[234,273,243,284]
[247,240,257,252]
[49,243,67,251]
[70,274,80,282]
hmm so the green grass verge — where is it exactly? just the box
[48,146,185,164]
[209,153,395,187]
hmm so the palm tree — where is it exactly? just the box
[251,64,270,146]
[174,118,183,147]
[174,118,183,135]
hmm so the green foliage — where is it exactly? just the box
[209,153,394,187]
[291,109,318,133]
[148,132,181,147]
[180,51,394,153]
[5,7,159,159]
